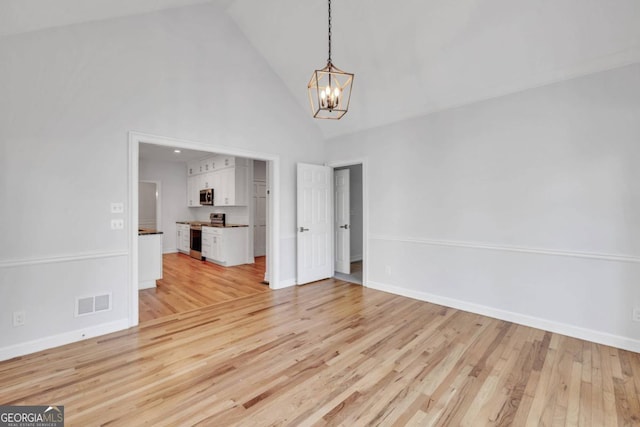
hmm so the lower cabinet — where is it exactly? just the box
[176,223,190,254]
[201,226,249,267]
[202,227,218,260]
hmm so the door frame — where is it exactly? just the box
[328,159,367,286]
[127,131,281,327]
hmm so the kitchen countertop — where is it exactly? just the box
[138,228,164,235]
[176,221,248,228]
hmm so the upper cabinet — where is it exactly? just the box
[186,155,249,207]
[187,174,201,207]
[215,165,248,206]
[187,160,199,176]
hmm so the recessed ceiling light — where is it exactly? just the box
[174,149,181,153]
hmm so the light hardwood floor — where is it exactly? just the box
[139,253,268,323]
[2,279,640,425]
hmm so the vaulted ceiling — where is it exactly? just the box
[2,0,639,138]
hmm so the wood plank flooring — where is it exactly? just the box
[2,279,640,425]
[139,253,268,323]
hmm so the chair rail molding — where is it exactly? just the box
[369,234,640,264]
[0,250,129,268]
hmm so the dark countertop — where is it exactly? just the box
[177,221,248,228]
[138,228,164,235]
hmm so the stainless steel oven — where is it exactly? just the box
[190,224,203,260]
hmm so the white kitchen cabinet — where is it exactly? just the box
[202,157,221,173]
[202,227,223,261]
[201,226,249,266]
[211,234,222,260]
[187,176,201,207]
[213,165,249,206]
[185,155,249,207]
[218,156,249,168]
[202,229,213,259]
[187,160,200,176]
[214,168,229,206]
[176,223,190,253]
[201,171,215,190]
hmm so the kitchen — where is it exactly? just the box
[137,143,268,321]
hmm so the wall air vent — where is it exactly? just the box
[95,294,110,312]
[75,293,112,317]
[77,297,94,316]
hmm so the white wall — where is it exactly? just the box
[326,64,640,352]
[0,3,324,359]
[193,206,250,227]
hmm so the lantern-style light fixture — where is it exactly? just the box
[307,0,354,120]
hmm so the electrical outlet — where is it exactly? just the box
[13,311,25,327]
[110,202,124,214]
[110,219,124,230]
[633,308,640,322]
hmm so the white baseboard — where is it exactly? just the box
[0,319,130,362]
[366,280,640,353]
[272,278,296,289]
[350,255,363,262]
[163,249,178,254]
[138,280,157,290]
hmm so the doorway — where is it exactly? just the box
[294,161,366,287]
[333,163,364,285]
[128,132,281,327]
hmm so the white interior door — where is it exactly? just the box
[334,169,350,274]
[297,163,332,285]
[253,181,267,256]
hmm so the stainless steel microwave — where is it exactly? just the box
[199,188,214,205]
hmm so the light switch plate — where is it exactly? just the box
[111,219,124,230]
[110,202,124,214]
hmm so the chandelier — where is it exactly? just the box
[307,0,354,120]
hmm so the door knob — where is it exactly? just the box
[339,224,349,229]
[299,227,309,232]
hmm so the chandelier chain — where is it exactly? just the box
[327,0,332,64]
